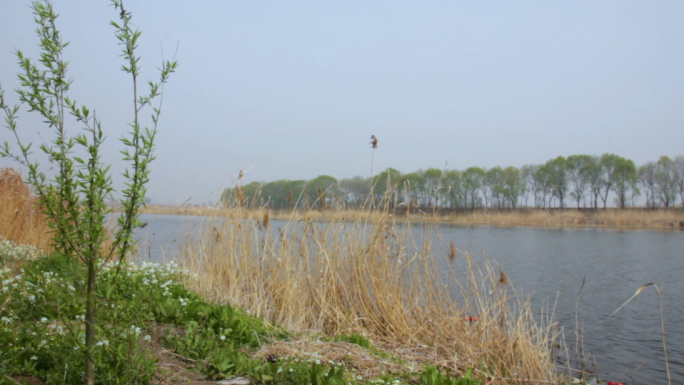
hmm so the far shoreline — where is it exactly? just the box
[139,205,684,231]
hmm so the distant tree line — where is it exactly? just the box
[221,154,684,210]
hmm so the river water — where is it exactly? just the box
[132,214,683,384]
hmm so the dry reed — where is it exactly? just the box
[428,208,684,230]
[0,168,50,250]
[179,203,560,383]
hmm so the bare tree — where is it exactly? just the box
[567,155,592,208]
[585,156,603,208]
[638,162,657,208]
[654,156,678,208]
[520,165,535,207]
[674,156,684,208]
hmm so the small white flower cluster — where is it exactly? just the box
[299,352,345,368]
[2,263,77,307]
[1,317,70,357]
[0,269,32,302]
[46,322,65,335]
[41,271,56,284]
[129,325,142,337]
[100,260,189,299]
[0,238,43,261]
[1,270,22,293]
[303,351,323,365]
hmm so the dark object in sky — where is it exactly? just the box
[370,135,378,149]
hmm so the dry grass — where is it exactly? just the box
[144,205,684,230]
[0,168,50,250]
[428,208,684,229]
[179,203,561,384]
[140,205,223,217]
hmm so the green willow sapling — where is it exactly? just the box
[0,1,177,383]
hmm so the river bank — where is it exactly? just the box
[134,210,683,385]
[141,205,684,231]
[4,168,665,384]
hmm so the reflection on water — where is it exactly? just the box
[132,214,683,385]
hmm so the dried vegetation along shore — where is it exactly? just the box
[0,168,51,250]
[178,204,562,384]
[142,204,684,230]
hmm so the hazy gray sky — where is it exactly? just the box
[1,1,683,204]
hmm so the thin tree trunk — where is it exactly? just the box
[85,256,96,385]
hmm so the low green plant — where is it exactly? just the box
[0,241,189,383]
[306,362,346,385]
[419,366,483,385]
[160,300,287,381]
[334,332,372,349]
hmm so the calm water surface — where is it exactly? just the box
[133,214,683,384]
